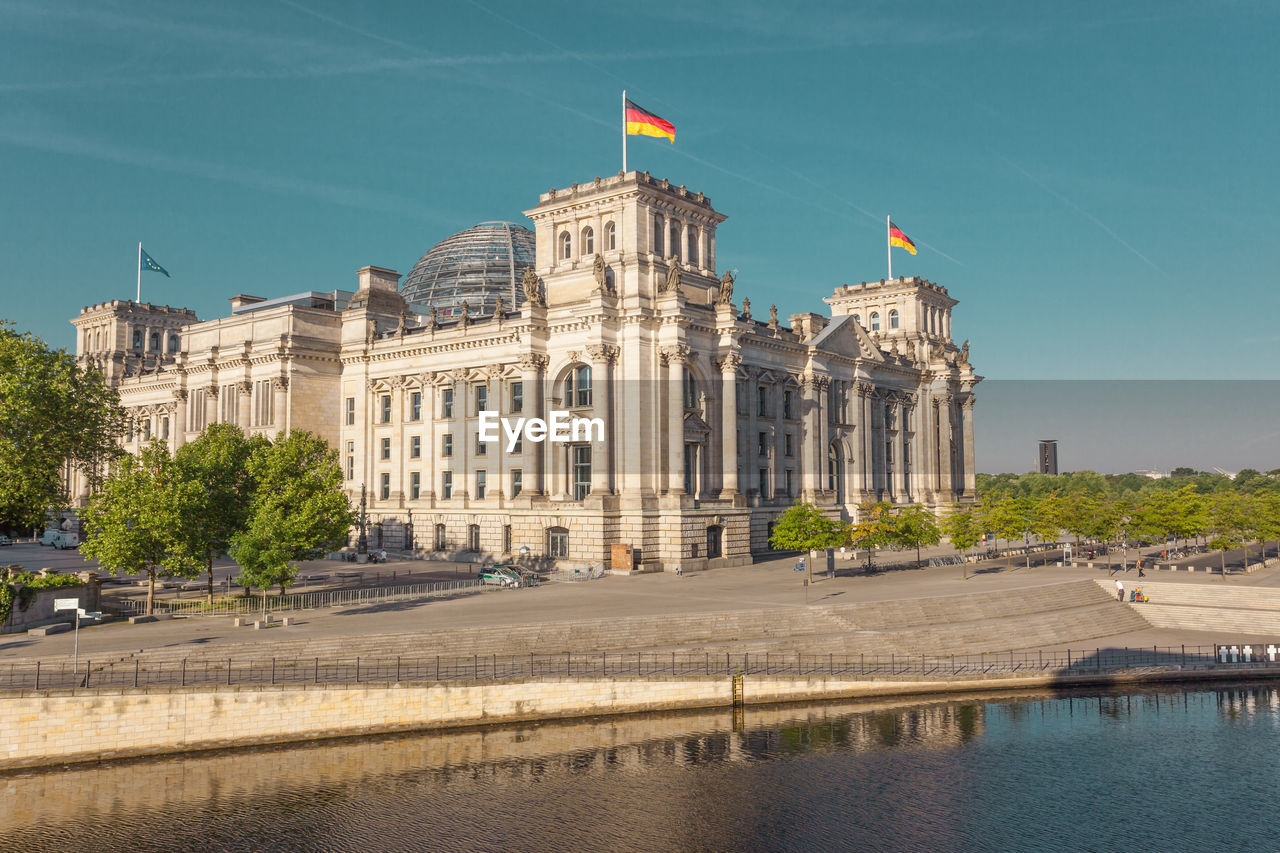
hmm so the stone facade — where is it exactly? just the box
[72,171,979,571]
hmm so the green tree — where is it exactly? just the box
[941,505,982,580]
[80,441,204,615]
[769,501,849,580]
[979,497,1028,570]
[0,324,126,529]
[892,504,941,569]
[849,502,895,573]
[230,430,354,596]
[1206,491,1249,577]
[174,424,268,602]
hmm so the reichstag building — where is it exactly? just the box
[70,171,980,571]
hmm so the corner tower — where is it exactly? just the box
[523,171,728,306]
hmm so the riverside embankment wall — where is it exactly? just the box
[6,667,1280,770]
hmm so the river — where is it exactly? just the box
[3,683,1276,852]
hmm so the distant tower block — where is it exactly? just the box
[1038,440,1059,475]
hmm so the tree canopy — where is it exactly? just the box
[0,324,125,529]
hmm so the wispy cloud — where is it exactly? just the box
[1006,158,1166,275]
[0,121,455,222]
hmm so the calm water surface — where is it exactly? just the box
[3,683,1277,852]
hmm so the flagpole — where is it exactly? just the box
[622,89,628,174]
[137,242,142,302]
[886,216,892,281]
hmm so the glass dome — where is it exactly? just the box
[400,221,535,319]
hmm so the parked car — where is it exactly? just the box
[0,535,12,546]
[478,565,521,587]
[51,531,80,550]
[40,528,60,546]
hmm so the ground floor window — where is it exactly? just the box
[503,524,512,554]
[572,445,591,500]
[380,473,390,500]
[547,526,569,558]
[468,524,481,551]
[434,523,446,550]
[707,525,723,559]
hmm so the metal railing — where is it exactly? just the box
[5,645,1276,692]
[115,579,491,617]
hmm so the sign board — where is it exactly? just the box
[53,598,80,612]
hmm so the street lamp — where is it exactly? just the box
[357,483,368,558]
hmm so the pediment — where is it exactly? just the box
[809,314,884,362]
[684,410,712,436]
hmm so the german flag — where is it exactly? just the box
[889,221,917,255]
[625,98,675,143]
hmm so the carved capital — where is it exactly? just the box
[271,377,289,392]
[585,344,619,364]
[854,380,875,397]
[236,380,252,395]
[716,352,742,373]
[961,395,977,411]
[659,344,692,366]
[173,389,188,403]
[389,375,404,390]
[515,353,549,372]
[934,393,953,407]
[207,385,220,399]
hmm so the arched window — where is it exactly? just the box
[669,223,680,259]
[149,331,160,350]
[560,231,572,260]
[604,267,615,291]
[468,524,480,551]
[168,334,180,352]
[93,330,101,351]
[889,309,899,330]
[652,215,664,254]
[870,312,880,331]
[581,226,594,256]
[161,416,170,440]
[434,523,446,551]
[546,526,569,558]
[686,227,699,265]
[605,221,616,251]
[132,329,143,350]
[564,364,592,407]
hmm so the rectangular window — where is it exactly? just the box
[380,472,390,500]
[758,468,770,498]
[511,469,523,497]
[511,435,522,455]
[511,381,523,413]
[345,397,355,425]
[346,440,354,453]
[475,384,488,414]
[758,431,768,456]
[572,445,592,500]
[442,388,454,418]
[784,432,793,457]
[381,437,391,460]
[442,434,453,457]
[410,391,422,421]
[346,456,354,481]
[410,436,421,458]
[757,387,767,418]
[381,394,392,424]
[160,416,169,440]
[785,469,794,499]
[503,524,512,555]
[442,471,453,500]
[476,435,487,455]
[410,472,421,500]
[653,214,664,254]
[784,390,793,419]
[475,470,487,500]
[143,420,151,441]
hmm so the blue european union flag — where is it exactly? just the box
[141,248,170,277]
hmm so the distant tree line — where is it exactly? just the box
[770,467,1280,580]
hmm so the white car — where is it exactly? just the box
[51,531,80,549]
[0,535,12,546]
[40,529,60,546]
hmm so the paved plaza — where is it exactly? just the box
[6,539,1280,663]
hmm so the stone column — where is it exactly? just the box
[586,345,617,495]
[172,390,187,449]
[205,385,219,428]
[745,369,759,499]
[851,382,871,501]
[661,346,690,494]
[237,381,252,428]
[516,354,547,496]
[899,400,913,502]
[272,377,289,431]
[961,395,977,496]
[389,377,404,506]
[799,375,820,500]
[936,394,953,499]
[717,352,742,497]
[817,377,831,496]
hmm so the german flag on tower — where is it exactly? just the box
[625,98,675,142]
[888,221,917,255]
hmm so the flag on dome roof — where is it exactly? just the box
[888,222,916,255]
[624,98,675,143]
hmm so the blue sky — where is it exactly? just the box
[2,1,1277,390]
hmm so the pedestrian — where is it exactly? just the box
[379,548,387,563]
[1116,578,1124,601]
[1137,559,1145,578]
